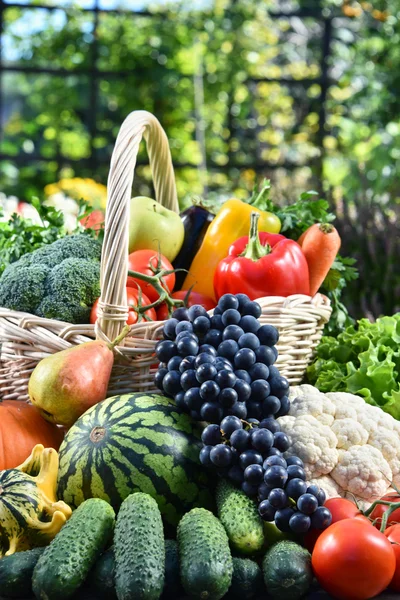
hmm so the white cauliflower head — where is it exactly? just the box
[278,387,400,504]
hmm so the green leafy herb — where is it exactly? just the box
[307,313,400,420]
[0,197,101,276]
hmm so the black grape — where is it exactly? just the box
[258,500,276,522]
[289,513,311,534]
[268,488,288,509]
[297,493,318,515]
[201,423,221,446]
[285,478,308,501]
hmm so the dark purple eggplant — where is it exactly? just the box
[173,205,214,289]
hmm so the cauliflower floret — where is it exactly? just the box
[308,476,343,499]
[331,445,392,500]
[331,418,369,450]
[289,385,336,427]
[368,429,400,488]
[374,408,397,432]
[326,392,359,421]
[278,414,338,479]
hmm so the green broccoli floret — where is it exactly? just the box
[46,257,100,307]
[0,234,102,324]
[51,234,102,262]
[36,298,91,324]
[0,264,49,313]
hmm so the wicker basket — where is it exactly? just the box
[0,110,331,402]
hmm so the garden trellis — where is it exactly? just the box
[0,0,345,192]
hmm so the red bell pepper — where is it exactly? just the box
[213,212,310,300]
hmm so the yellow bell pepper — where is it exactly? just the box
[182,198,281,300]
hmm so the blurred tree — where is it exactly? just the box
[0,1,327,203]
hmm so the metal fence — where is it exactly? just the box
[0,0,340,187]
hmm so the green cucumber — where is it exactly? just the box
[87,547,116,600]
[177,507,233,600]
[32,499,115,600]
[0,547,45,598]
[216,479,264,555]
[263,540,313,600]
[114,493,165,600]
[229,557,263,599]
[162,539,182,599]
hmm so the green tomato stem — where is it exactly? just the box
[127,268,184,317]
[363,499,400,533]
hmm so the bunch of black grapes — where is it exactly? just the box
[154,294,331,534]
[155,293,289,423]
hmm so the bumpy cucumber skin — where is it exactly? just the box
[263,540,313,600]
[162,539,182,599]
[229,557,263,600]
[177,507,233,600]
[0,547,45,598]
[32,499,115,600]
[87,546,117,600]
[114,493,165,600]
[216,480,264,555]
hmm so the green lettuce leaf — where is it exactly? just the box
[307,313,400,419]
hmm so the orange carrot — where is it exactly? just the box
[297,223,341,296]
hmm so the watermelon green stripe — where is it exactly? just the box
[57,393,215,528]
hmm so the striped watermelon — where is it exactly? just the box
[56,393,213,528]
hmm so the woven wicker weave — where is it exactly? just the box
[0,110,331,402]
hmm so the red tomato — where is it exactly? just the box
[127,250,175,303]
[370,492,400,529]
[324,497,363,523]
[90,287,157,326]
[385,524,400,592]
[156,290,216,320]
[312,518,396,600]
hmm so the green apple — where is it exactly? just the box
[128,196,184,262]
[263,522,296,550]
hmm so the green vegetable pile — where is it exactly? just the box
[0,197,98,277]
[307,313,400,419]
[0,234,102,324]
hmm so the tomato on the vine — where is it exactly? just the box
[370,492,400,529]
[90,287,157,326]
[127,249,175,303]
[385,524,400,592]
[312,518,396,600]
[156,290,216,320]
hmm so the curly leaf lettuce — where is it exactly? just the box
[307,314,400,419]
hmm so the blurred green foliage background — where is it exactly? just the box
[0,0,399,319]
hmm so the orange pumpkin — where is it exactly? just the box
[0,401,64,470]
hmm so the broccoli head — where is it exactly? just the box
[0,234,102,324]
[0,264,49,314]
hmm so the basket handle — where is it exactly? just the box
[96,110,178,343]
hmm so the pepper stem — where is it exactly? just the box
[241,212,271,261]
